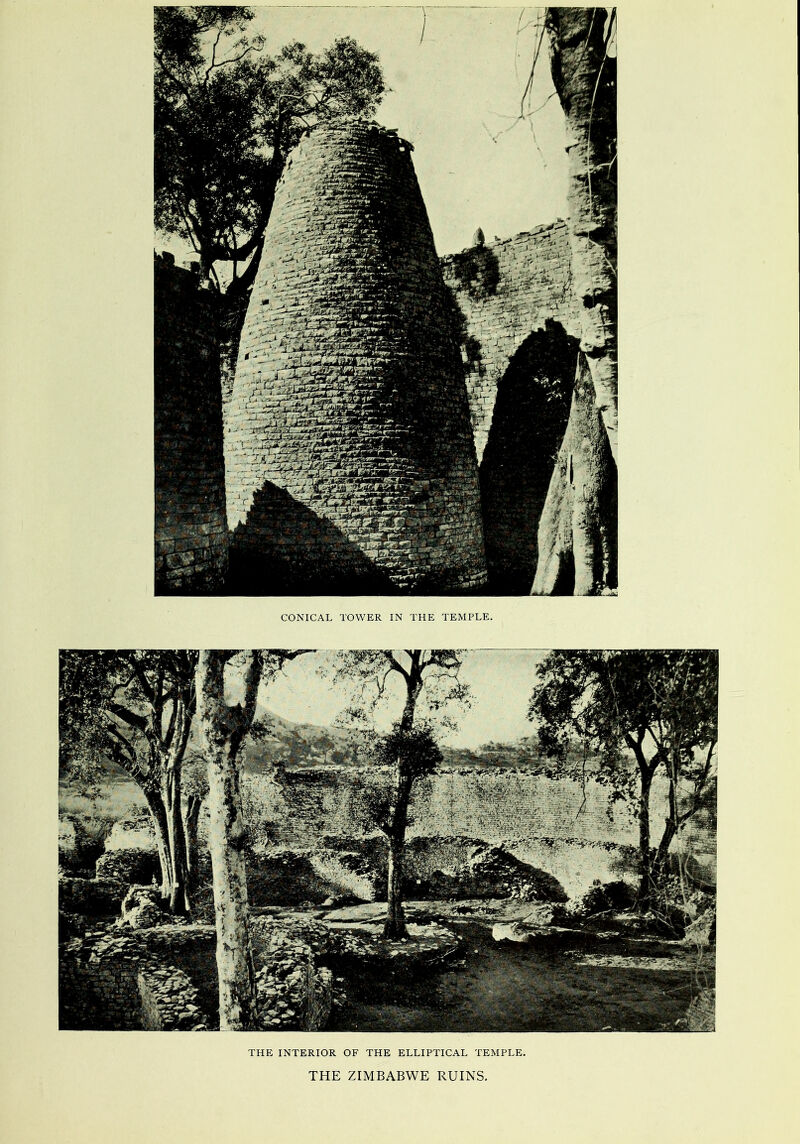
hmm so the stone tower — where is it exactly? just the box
[224,120,487,593]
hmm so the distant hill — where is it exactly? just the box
[62,704,604,787]
[239,706,600,775]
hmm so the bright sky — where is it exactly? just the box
[160,6,569,259]
[259,649,549,748]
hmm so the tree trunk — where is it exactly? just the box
[652,762,680,883]
[384,837,406,939]
[637,766,654,905]
[143,786,173,903]
[183,795,202,888]
[164,767,190,915]
[196,650,261,1031]
[531,354,616,595]
[547,7,617,461]
[204,739,256,1029]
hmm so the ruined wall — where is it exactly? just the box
[244,767,639,850]
[442,225,584,591]
[59,925,215,1030]
[225,121,487,594]
[442,223,581,461]
[243,766,714,898]
[154,254,228,593]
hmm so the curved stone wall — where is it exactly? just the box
[225,121,487,593]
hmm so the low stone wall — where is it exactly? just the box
[59,924,216,1031]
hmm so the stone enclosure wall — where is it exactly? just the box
[443,226,584,591]
[155,121,591,593]
[225,121,487,593]
[154,254,228,593]
[241,766,714,898]
[245,766,635,849]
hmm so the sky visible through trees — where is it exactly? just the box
[156,6,569,261]
[259,650,547,748]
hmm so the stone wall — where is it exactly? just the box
[59,924,216,1030]
[245,766,637,849]
[242,765,714,899]
[442,226,583,591]
[154,254,228,593]
[225,120,487,593]
[442,223,581,462]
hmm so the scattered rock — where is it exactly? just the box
[686,988,715,1031]
[120,885,167,929]
[563,880,637,920]
[492,921,532,944]
[682,907,716,948]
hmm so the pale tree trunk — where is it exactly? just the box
[143,785,173,901]
[531,354,616,595]
[164,767,190,914]
[196,650,261,1031]
[546,7,617,461]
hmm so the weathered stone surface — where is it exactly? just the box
[58,874,126,917]
[442,230,583,591]
[155,254,228,593]
[492,921,533,944]
[686,987,715,1031]
[225,120,487,593]
[561,879,638,920]
[682,907,716,948]
[120,885,166,929]
[96,847,159,887]
[59,922,216,1030]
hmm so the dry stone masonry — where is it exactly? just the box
[155,254,228,592]
[225,120,487,593]
[155,132,602,593]
[443,226,584,590]
[441,223,581,463]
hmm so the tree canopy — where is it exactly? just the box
[155,6,386,290]
[528,650,717,898]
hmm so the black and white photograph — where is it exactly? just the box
[59,649,716,1033]
[154,7,617,596]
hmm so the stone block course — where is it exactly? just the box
[154,255,228,593]
[225,121,487,593]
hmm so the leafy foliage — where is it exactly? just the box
[155,7,385,288]
[529,650,718,893]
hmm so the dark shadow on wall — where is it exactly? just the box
[480,321,578,593]
[227,481,399,595]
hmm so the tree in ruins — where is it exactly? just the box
[195,649,308,1030]
[329,650,469,939]
[530,9,617,595]
[155,6,385,294]
[528,650,717,904]
[59,650,199,914]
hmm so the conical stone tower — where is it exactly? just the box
[224,120,487,593]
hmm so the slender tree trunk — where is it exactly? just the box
[164,765,190,914]
[384,836,406,939]
[531,354,616,594]
[652,761,680,882]
[637,765,654,905]
[546,7,617,461]
[183,795,202,888]
[143,786,173,902]
[196,650,261,1031]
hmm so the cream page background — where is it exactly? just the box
[1,1,798,1141]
